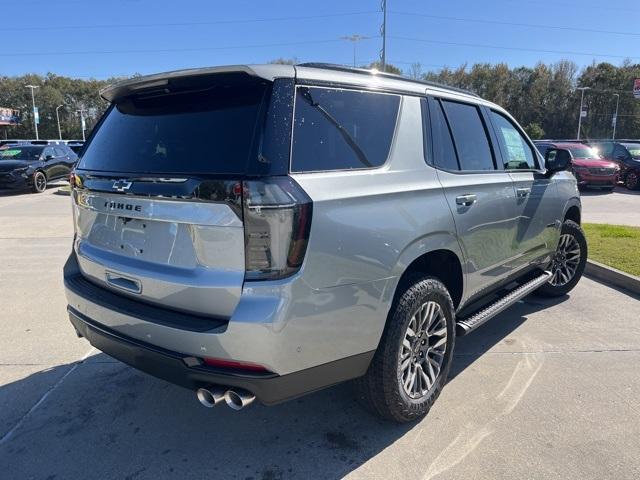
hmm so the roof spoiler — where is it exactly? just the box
[100,64,295,103]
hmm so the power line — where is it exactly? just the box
[0,37,379,57]
[1,11,378,32]
[391,11,640,37]
[390,36,639,60]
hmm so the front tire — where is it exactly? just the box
[536,220,587,297]
[625,172,639,190]
[31,171,47,193]
[354,277,455,423]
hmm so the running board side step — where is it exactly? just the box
[456,271,552,336]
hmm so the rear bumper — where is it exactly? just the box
[68,307,372,405]
[64,251,380,404]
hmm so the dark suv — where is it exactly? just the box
[589,141,640,190]
[0,143,78,193]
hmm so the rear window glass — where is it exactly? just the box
[291,86,400,172]
[79,82,268,175]
[441,100,495,171]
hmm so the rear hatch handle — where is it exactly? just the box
[105,271,142,294]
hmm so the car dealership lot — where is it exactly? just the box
[1,187,639,480]
[581,186,640,226]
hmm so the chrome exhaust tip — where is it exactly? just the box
[196,386,225,408]
[224,388,256,410]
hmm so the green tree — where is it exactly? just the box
[524,123,545,139]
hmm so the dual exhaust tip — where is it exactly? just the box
[196,386,256,410]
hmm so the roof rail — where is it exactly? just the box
[297,63,479,98]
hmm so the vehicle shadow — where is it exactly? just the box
[0,293,569,479]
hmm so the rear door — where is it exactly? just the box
[487,109,559,269]
[71,74,291,318]
[427,97,519,299]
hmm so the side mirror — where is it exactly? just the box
[44,154,55,161]
[545,148,572,176]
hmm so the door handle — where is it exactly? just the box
[516,187,531,198]
[455,194,477,207]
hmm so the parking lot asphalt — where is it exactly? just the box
[1,185,640,480]
[580,186,640,226]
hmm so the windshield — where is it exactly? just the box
[622,144,640,159]
[0,146,43,161]
[567,146,601,160]
[79,80,269,175]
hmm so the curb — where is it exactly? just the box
[584,259,640,297]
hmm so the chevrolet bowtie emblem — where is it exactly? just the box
[112,179,132,192]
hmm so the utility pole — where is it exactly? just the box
[576,87,590,140]
[340,35,369,67]
[612,93,620,140]
[380,0,387,71]
[25,85,40,140]
[76,109,87,141]
[56,105,64,140]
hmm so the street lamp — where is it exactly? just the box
[340,35,370,67]
[24,85,40,140]
[612,93,620,140]
[76,109,87,141]
[55,105,64,140]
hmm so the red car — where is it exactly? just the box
[535,141,619,191]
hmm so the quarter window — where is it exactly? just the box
[291,86,400,172]
[441,100,495,171]
[490,111,538,170]
[426,98,459,171]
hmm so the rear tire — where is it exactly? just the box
[31,171,47,193]
[536,220,587,297]
[354,276,455,423]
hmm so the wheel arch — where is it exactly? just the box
[387,235,465,312]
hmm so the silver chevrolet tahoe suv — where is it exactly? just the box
[64,63,586,422]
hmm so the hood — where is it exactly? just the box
[572,158,618,168]
[0,160,33,172]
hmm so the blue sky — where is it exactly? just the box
[3,0,639,78]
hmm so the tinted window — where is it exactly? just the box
[54,147,66,157]
[0,146,43,161]
[441,100,495,171]
[490,111,538,170]
[427,98,459,170]
[43,147,55,158]
[79,81,269,175]
[291,87,400,172]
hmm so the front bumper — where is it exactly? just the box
[573,172,617,186]
[0,171,30,189]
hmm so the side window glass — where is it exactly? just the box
[291,86,400,172]
[427,98,459,170]
[490,111,538,170]
[441,100,495,171]
[54,147,65,157]
[42,147,54,158]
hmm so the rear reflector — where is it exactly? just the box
[202,357,270,373]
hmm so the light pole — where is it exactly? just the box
[25,85,40,140]
[612,93,620,140]
[576,87,590,140]
[55,105,64,140]
[380,0,387,71]
[340,35,369,67]
[76,109,87,141]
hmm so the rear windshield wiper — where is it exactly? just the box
[299,87,372,168]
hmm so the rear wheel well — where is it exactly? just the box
[564,206,581,225]
[395,250,463,309]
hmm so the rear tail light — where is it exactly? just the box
[242,176,312,280]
